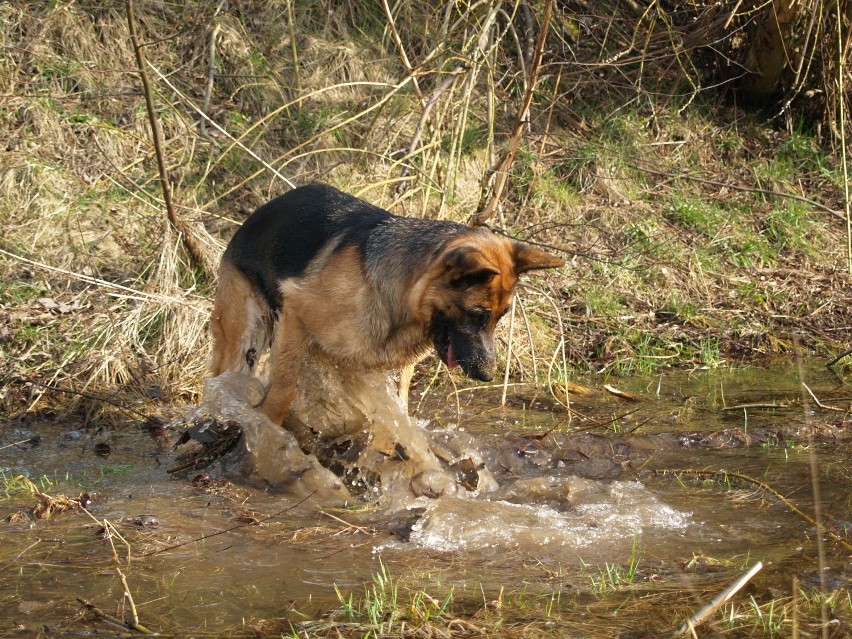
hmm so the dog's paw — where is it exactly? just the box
[410,470,458,499]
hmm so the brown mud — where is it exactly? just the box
[1,361,849,636]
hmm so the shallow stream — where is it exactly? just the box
[1,361,849,635]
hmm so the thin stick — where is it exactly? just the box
[551,287,570,417]
[444,362,462,428]
[0,438,40,452]
[523,282,570,419]
[521,65,562,215]
[669,562,763,637]
[6,539,41,566]
[413,361,444,416]
[656,468,852,549]
[142,492,315,557]
[146,61,296,190]
[837,0,852,273]
[398,65,465,187]
[195,75,412,209]
[286,0,301,95]
[117,567,149,633]
[628,160,846,222]
[77,598,140,632]
[801,382,846,412]
[0,248,207,311]
[199,22,220,138]
[126,0,214,278]
[792,575,800,639]
[501,297,517,407]
[546,336,564,407]
[79,511,133,563]
[17,378,150,420]
[826,347,852,368]
[720,402,787,411]
[472,0,553,226]
[517,290,539,384]
[797,345,830,638]
[382,0,422,101]
[450,5,499,201]
[319,510,374,536]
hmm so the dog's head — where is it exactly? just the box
[417,232,563,382]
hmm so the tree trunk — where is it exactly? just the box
[740,0,800,104]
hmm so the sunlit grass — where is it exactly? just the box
[334,561,455,634]
[584,536,643,596]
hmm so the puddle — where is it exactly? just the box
[1,361,850,634]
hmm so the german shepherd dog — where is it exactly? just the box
[209,184,563,426]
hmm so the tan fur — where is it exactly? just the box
[209,261,271,377]
[210,211,562,425]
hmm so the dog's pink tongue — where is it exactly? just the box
[446,343,459,369]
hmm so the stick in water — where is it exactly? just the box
[669,562,763,637]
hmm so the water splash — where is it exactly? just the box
[407,478,691,553]
[198,371,350,502]
[193,361,690,550]
[194,359,496,508]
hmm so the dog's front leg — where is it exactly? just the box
[398,362,415,409]
[262,312,307,426]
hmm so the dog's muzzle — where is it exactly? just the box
[433,318,495,382]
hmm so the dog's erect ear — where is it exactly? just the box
[443,247,499,289]
[512,241,564,274]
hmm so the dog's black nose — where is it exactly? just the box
[465,363,494,383]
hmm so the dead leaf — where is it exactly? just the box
[36,297,57,309]
[603,384,642,401]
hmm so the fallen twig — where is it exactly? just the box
[826,348,852,368]
[657,468,852,550]
[16,377,150,420]
[603,384,642,402]
[319,510,375,536]
[147,60,298,192]
[77,597,152,634]
[0,437,40,452]
[199,21,220,138]
[142,491,316,557]
[669,562,763,637]
[569,406,644,433]
[720,402,788,411]
[0,539,42,570]
[382,0,422,102]
[501,297,517,407]
[0,248,208,311]
[628,160,845,222]
[117,567,148,633]
[398,65,465,188]
[802,382,846,412]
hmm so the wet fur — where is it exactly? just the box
[210,184,563,425]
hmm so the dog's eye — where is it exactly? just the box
[451,268,497,289]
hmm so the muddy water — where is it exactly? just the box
[1,362,849,634]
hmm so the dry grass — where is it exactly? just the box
[1,1,850,420]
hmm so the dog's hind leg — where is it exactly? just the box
[260,309,308,425]
[209,262,270,376]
